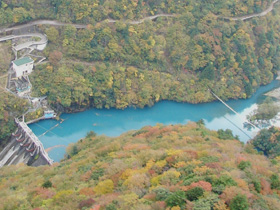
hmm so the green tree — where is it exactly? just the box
[252,180,261,193]
[270,174,280,190]
[251,127,280,158]
[217,129,238,140]
[42,180,53,188]
[229,194,249,210]
[165,190,186,207]
[200,63,215,81]
[46,26,59,43]
[153,187,171,201]
[238,161,251,170]
[185,187,204,201]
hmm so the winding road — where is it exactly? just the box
[0,33,47,51]
[0,0,278,35]
[0,14,175,34]
[221,0,279,21]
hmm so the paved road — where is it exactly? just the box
[107,14,176,24]
[221,0,279,21]
[0,20,87,33]
[0,33,47,51]
[0,0,278,34]
[0,14,176,33]
[0,0,277,35]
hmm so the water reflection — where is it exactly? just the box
[29,80,280,161]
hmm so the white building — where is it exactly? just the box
[12,57,34,78]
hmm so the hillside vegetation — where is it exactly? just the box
[0,1,279,110]
[24,0,280,111]
[0,43,29,147]
[1,123,280,210]
[250,126,280,158]
[0,0,276,25]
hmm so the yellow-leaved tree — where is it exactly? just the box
[94,179,114,195]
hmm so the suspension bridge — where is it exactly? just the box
[208,88,259,130]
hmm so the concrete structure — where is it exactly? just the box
[0,33,48,51]
[12,57,34,78]
[44,110,57,119]
[0,118,53,167]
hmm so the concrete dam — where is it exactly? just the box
[0,118,53,167]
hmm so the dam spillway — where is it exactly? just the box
[0,118,53,167]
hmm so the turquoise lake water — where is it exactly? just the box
[29,80,280,162]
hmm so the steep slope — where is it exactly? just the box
[0,0,279,111]
[1,123,280,210]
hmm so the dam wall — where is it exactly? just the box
[0,118,53,167]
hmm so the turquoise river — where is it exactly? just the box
[29,80,280,162]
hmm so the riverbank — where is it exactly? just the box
[265,87,280,100]
[1,0,280,164]
[29,80,280,162]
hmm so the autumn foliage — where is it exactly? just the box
[1,123,280,209]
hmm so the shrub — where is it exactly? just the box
[217,129,238,140]
[200,156,219,164]
[271,159,277,165]
[252,180,261,193]
[196,119,205,126]
[214,175,237,187]
[251,197,269,210]
[229,194,249,210]
[78,198,95,209]
[106,203,117,210]
[153,187,171,201]
[42,180,52,188]
[212,185,225,195]
[185,187,204,201]
[86,130,97,138]
[132,129,148,137]
[270,174,280,189]
[71,145,79,155]
[238,161,251,170]
[91,168,105,180]
[193,193,219,210]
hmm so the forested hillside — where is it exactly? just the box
[0,0,279,110]
[250,126,280,158]
[0,0,276,25]
[1,123,280,210]
[0,42,29,146]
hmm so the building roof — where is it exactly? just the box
[13,57,33,66]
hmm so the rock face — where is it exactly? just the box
[0,119,53,168]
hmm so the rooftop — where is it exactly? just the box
[13,57,33,66]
